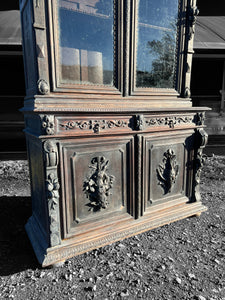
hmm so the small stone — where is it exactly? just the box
[214,259,220,264]
[198,296,206,300]
[188,273,196,279]
[175,277,182,284]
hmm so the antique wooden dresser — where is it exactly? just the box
[20,0,209,266]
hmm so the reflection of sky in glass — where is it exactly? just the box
[136,0,179,88]
[58,0,114,85]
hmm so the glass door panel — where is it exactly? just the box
[136,0,179,89]
[58,0,114,86]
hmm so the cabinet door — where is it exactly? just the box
[59,135,134,238]
[141,130,194,213]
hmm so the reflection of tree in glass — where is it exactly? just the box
[136,24,177,89]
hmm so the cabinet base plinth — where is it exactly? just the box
[26,201,207,267]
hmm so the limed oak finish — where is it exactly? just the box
[20,0,209,266]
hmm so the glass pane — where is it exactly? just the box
[58,0,114,86]
[136,0,179,88]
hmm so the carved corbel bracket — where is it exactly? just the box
[192,129,208,202]
[188,5,199,40]
[135,115,145,131]
[43,140,61,247]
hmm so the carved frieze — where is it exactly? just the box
[84,156,115,211]
[157,149,179,194]
[145,115,194,129]
[60,119,128,134]
[41,115,55,135]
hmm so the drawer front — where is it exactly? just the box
[59,135,134,238]
[142,131,194,211]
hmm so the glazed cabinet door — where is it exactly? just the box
[140,130,195,215]
[59,135,135,239]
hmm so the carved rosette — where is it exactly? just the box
[43,140,61,247]
[37,79,49,95]
[41,115,54,135]
[84,156,115,212]
[60,119,128,134]
[157,149,179,194]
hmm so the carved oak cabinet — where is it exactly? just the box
[20,0,209,266]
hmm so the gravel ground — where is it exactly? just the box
[0,155,224,300]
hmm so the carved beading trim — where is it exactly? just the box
[157,149,179,194]
[60,119,128,134]
[41,115,55,135]
[136,135,142,217]
[84,156,115,211]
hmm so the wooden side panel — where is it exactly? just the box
[59,135,134,238]
[26,134,49,241]
[142,130,195,211]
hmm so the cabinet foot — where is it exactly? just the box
[195,212,202,218]
[50,260,65,268]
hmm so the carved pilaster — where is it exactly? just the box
[43,140,61,247]
[192,129,208,202]
[136,135,143,218]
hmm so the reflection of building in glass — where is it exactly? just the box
[59,0,110,19]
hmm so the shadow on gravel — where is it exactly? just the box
[0,197,39,275]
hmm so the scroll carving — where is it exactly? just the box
[157,149,179,194]
[43,140,61,247]
[60,119,128,134]
[41,115,54,135]
[84,156,115,212]
[145,115,194,128]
